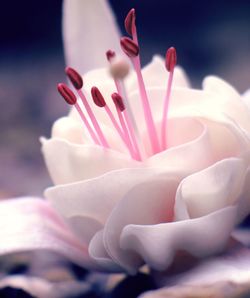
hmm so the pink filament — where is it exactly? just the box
[132,56,160,154]
[115,106,137,159]
[161,70,174,150]
[74,102,100,145]
[77,89,109,148]
[104,104,137,159]
[114,80,142,160]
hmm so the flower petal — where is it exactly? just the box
[41,138,139,185]
[63,0,121,72]
[0,197,96,269]
[127,56,190,93]
[146,118,213,167]
[45,167,186,252]
[242,89,250,110]
[202,76,250,131]
[51,117,90,144]
[103,176,182,273]
[120,206,237,271]
[236,168,250,223]
[88,229,124,272]
[175,158,247,220]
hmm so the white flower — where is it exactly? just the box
[0,1,249,282]
[41,0,250,274]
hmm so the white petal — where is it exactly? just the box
[236,168,250,223]
[127,87,209,133]
[63,0,121,72]
[202,76,250,131]
[88,229,124,272]
[51,117,90,144]
[127,56,190,93]
[146,118,213,169]
[41,138,139,185]
[45,167,170,232]
[45,167,187,252]
[203,75,240,100]
[0,197,96,269]
[103,176,182,273]
[242,89,250,110]
[120,206,237,271]
[175,158,247,219]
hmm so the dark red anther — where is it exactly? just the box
[106,50,116,62]
[65,67,83,90]
[57,83,77,105]
[120,37,139,58]
[111,93,125,112]
[124,8,136,36]
[91,87,106,107]
[165,47,177,72]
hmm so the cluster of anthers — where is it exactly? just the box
[57,8,177,161]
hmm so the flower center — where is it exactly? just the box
[57,8,177,161]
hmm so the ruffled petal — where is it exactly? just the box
[63,0,121,73]
[45,167,170,230]
[41,138,139,185]
[88,229,124,272]
[120,206,237,271]
[0,197,96,269]
[45,167,187,253]
[103,176,183,273]
[175,158,247,219]
[146,118,213,167]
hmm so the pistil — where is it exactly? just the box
[107,50,143,159]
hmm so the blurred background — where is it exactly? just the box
[0,0,250,197]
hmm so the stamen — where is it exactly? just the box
[125,8,138,44]
[111,92,125,112]
[161,47,177,150]
[106,50,116,62]
[124,8,136,36]
[65,67,109,148]
[120,37,139,58]
[57,82,77,105]
[91,86,106,107]
[57,83,100,145]
[112,92,141,161]
[65,67,83,90]
[121,37,160,154]
[91,87,136,159]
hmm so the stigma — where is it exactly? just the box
[57,8,177,161]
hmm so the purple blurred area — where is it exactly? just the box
[0,0,250,197]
